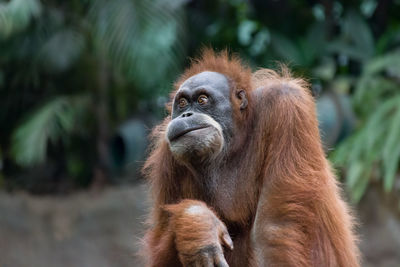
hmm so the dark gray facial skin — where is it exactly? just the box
[166,71,234,163]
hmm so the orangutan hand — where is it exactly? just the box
[164,200,234,267]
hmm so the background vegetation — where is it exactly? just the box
[1,0,400,207]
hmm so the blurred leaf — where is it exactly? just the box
[0,0,41,39]
[312,4,325,21]
[360,0,378,17]
[364,50,400,75]
[312,57,336,81]
[354,76,398,116]
[328,41,369,62]
[11,95,89,166]
[237,20,257,46]
[270,33,302,64]
[89,0,186,93]
[205,21,222,37]
[331,76,353,94]
[306,22,328,57]
[249,28,270,56]
[382,105,400,192]
[375,25,400,54]
[343,11,374,58]
[38,29,85,73]
[383,144,400,192]
[332,93,400,200]
[328,11,374,62]
[352,168,370,203]
[297,38,316,66]
[346,161,363,189]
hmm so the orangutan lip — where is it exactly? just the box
[170,126,210,141]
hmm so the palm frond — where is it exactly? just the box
[88,0,187,93]
[331,48,400,201]
[11,95,90,166]
[332,95,400,202]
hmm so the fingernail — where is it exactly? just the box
[223,233,234,250]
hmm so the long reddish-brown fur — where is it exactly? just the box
[141,49,360,267]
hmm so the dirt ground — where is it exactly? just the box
[0,183,149,267]
[0,183,399,267]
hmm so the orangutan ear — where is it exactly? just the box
[236,89,248,110]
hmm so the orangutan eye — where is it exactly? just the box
[178,98,188,108]
[197,95,208,105]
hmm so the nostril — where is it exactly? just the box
[182,112,193,118]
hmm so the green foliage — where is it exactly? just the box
[331,51,400,202]
[1,0,186,174]
[89,0,186,93]
[0,0,41,39]
[11,95,89,166]
[39,29,85,73]
[328,11,375,62]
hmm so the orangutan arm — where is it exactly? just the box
[143,199,233,267]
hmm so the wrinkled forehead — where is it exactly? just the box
[179,71,230,95]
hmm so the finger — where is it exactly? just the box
[220,231,234,250]
[214,253,229,267]
[201,254,214,267]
